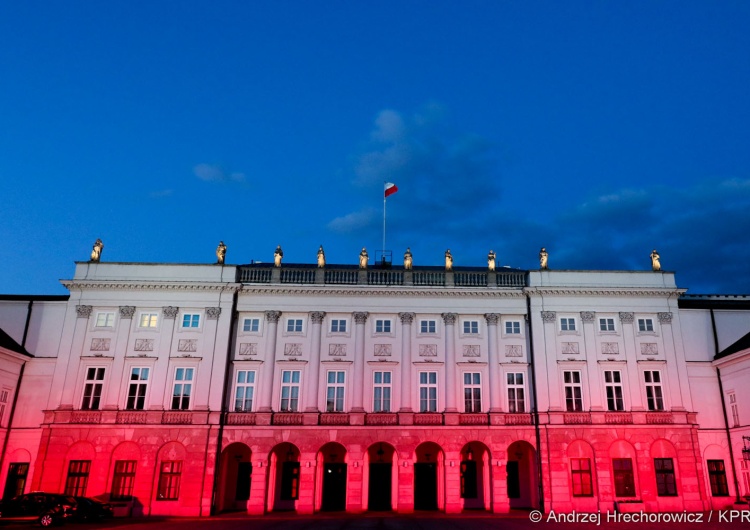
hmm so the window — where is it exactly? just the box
[561,318,576,331]
[613,458,636,497]
[111,460,136,500]
[505,321,521,334]
[139,312,158,328]
[0,389,8,426]
[463,373,482,413]
[507,373,526,413]
[126,367,149,410]
[729,392,739,427]
[604,370,624,411]
[708,460,729,496]
[326,371,345,412]
[181,313,200,328]
[420,320,436,334]
[571,458,593,496]
[81,367,105,410]
[242,318,260,333]
[599,318,615,332]
[419,372,438,412]
[644,371,664,411]
[373,371,392,412]
[95,312,115,327]
[563,371,583,412]
[234,370,255,412]
[171,368,193,410]
[463,320,479,334]
[375,319,391,333]
[64,460,90,496]
[638,318,654,332]
[741,460,750,498]
[286,319,303,333]
[330,319,347,333]
[655,458,677,496]
[280,370,300,412]
[157,461,182,500]
[3,463,28,500]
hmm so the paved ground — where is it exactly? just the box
[33,509,749,530]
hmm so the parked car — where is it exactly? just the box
[0,492,77,526]
[71,497,114,522]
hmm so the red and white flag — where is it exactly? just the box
[384,182,398,198]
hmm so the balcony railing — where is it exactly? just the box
[645,412,674,424]
[320,413,350,425]
[414,413,443,425]
[280,269,316,284]
[564,412,592,424]
[504,413,534,425]
[413,271,445,287]
[604,412,633,424]
[365,413,398,426]
[162,411,192,424]
[368,270,403,286]
[273,412,304,425]
[71,411,101,424]
[459,413,489,425]
[116,411,148,424]
[226,412,257,426]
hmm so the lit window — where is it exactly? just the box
[613,458,636,497]
[286,319,303,333]
[638,318,654,332]
[234,370,255,412]
[126,367,149,410]
[280,370,300,412]
[420,320,436,334]
[375,319,391,333]
[139,313,158,328]
[326,371,345,412]
[604,370,624,411]
[505,321,521,334]
[95,312,115,327]
[599,318,615,332]
[655,458,677,496]
[561,318,576,331]
[171,368,193,410]
[4,463,28,499]
[419,371,438,412]
[563,371,583,412]
[571,458,593,496]
[330,319,347,333]
[181,314,200,328]
[373,371,392,412]
[708,460,729,496]
[463,320,479,334]
[64,460,90,497]
[507,373,526,413]
[463,372,481,413]
[81,367,105,410]
[157,461,182,500]
[243,318,260,332]
[644,371,664,411]
[111,460,136,501]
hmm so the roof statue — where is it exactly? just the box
[274,245,283,267]
[90,239,103,262]
[651,249,661,271]
[539,247,548,270]
[445,249,453,271]
[488,250,496,271]
[216,241,227,264]
[317,245,326,268]
[404,248,413,270]
[359,248,368,270]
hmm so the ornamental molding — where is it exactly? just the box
[239,343,258,356]
[561,342,580,354]
[163,306,179,318]
[329,344,346,356]
[374,344,392,357]
[284,343,303,356]
[178,339,197,353]
[119,306,136,318]
[310,311,326,324]
[206,307,222,320]
[134,339,154,352]
[602,342,620,354]
[265,310,282,323]
[463,345,480,357]
[657,312,673,324]
[90,338,110,351]
[419,344,438,357]
[619,312,634,323]
[524,287,686,298]
[62,280,241,293]
[353,312,369,324]
[484,313,499,325]
[505,345,523,357]
[76,305,93,318]
[239,285,525,299]
[441,313,457,325]
[640,343,659,355]
[541,311,556,323]
[399,312,415,324]
[580,311,595,322]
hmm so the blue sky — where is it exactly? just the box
[1,1,749,294]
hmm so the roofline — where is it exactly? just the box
[0,295,70,302]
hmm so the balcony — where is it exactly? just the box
[414,413,443,425]
[70,411,102,424]
[503,413,534,426]
[604,412,633,424]
[272,412,304,425]
[320,413,350,426]
[225,412,256,426]
[365,413,398,426]
[645,412,674,424]
[116,411,148,424]
[459,413,489,425]
[564,412,592,424]
[161,411,192,424]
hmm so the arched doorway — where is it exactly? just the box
[366,443,395,511]
[460,442,491,511]
[317,442,347,511]
[269,443,300,512]
[507,441,537,509]
[414,442,444,511]
[218,442,252,512]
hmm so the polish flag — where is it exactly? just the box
[384,182,398,198]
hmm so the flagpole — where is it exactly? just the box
[383,182,387,255]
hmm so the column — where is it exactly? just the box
[398,312,414,413]
[195,306,221,411]
[484,313,502,412]
[351,312,369,413]
[148,306,178,412]
[304,311,325,413]
[659,312,688,411]
[103,306,135,409]
[619,312,644,410]
[257,310,281,413]
[540,311,562,412]
[59,305,92,408]
[580,311,603,411]
[442,313,458,413]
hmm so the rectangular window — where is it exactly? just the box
[64,460,90,497]
[375,319,391,333]
[599,318,615,332]
[505,321,521,334]
[126,367,149,410]
[0,389,8,427]
[638,318,654,332]
[373,371,392,412]
[561,318,576,331]
[111,460,137,501]
[463,320,479,334]
[729,392,739,427]
[644,371,664,411]
[326,371,345,412]
[613,458,636,497]
[463,372,482,413]
[419,371,438,412]
[286,319,303,333]
[571,458,593,496]
[181,313,200,328]
[157,461,182,500]
[507,373,526,413]
[330,319,347,333]
[242,318,260,332]
[81,367,105,410]
[420,320,436,334]
[3,463,29,500]
[95,312,115,327]
[234,370,256,412]
[655,458,677,496]
[139,312,158,328]
[280,370,300,412]
[563,371,583,412]
[708,460,729,496]
[604,370,624,411]
[742,460,750,498]
[171,368,193,410]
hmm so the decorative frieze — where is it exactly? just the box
[178,339,197,353]
[239,343,257,356]
[399,312,415,324]
[658,312,673,324]
[484,313,499,325]
[374,344,392,357]
[441,313,457,325]
[76,305,93,318]
[580,311,595,322]
[462,345,480,357]
[602,342,619,354]
[505,345,523,357]
[119,306,136,319]
[310,311,326,324]
[419,344,437,357]
[90,338,110,351]
[163,306,179,319]
[134,339,154,352]
[541,311,556,323]
[561,342,580,354]
[206,307,221,320]
[619,312,634,324]
[640,343,658,355]
[284,343,302,356]
[265,310,281,323]
[329,344,346,356]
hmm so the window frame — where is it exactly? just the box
[126,366,150,411]
[64,460,91,497]
[644,370,665,411]
[157,460,182,501]
[374,319,392,334]
[571,458,594,497]
[463,372,482,413]
[330,319,347,334]
[81,367,106,411]
[638,318,655,333]
[418,371,438,412]
[233,370,256,412]
[95,311,115,328]
[419,319,437,335]
[325,370,346,412]
[560,317,577,332]
[372,371,392,412]
[612,458,636,497]
[504,320,522,335]
[111,460,137,501]
[171,367,194,410]
[180,313,201,329]
[286,318,304,334]
[138,312,159,329]
[506,372,526,413]
[242,317,261,333]
[599,318,616,332]
[604,370,624,411]
[707,460,729,497]
[462,320,480,336]
[563,370,583,412]
[279,370,301,412]
[655,458,677,496]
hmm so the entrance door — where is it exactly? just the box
[235,462,252,501]
[507,461,520,499]
[460,461,478,499]
[321,463,347,511]
[368,463,392,511]
[414,462,438,510]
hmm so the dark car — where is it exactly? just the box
[71,497,113,522]
[0,492,76,526]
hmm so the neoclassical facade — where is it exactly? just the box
[0,256,748,516]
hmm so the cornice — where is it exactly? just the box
[524,287,686,298]
[62,280,241,293]
[239,285,525,298]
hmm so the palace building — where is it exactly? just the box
[0,248,749,516]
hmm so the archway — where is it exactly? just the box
[366,442,395,511]
[460,441,491,511]
[218,442,252,512]
[269,442,300,512]
[317,442,347,512]
[507,440,537,509]
[414,442,444,511]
